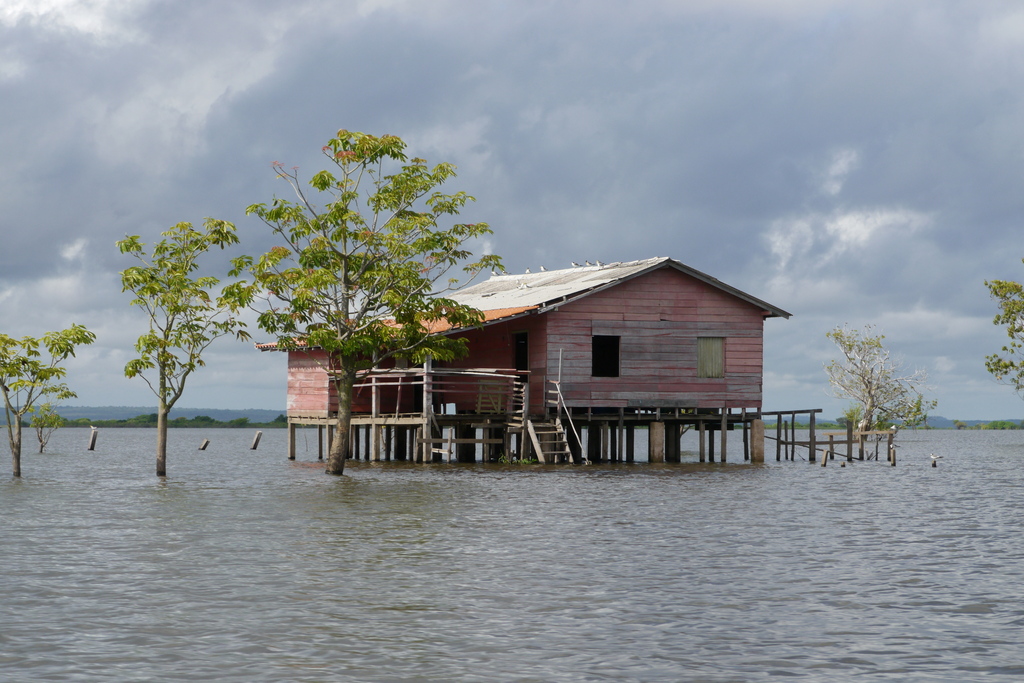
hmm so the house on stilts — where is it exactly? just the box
[262,256,822,464]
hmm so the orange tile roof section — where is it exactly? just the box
[254,305,537,350]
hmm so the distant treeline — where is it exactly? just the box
[62,413,288,429]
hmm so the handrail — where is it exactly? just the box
[546,379,582,459]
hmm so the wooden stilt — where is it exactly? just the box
[750,419,764,463]
[699,420,706,463]
[720,408,727,463]
[649,421,665,463]
[625,423,635,462]
[288,422,296,461]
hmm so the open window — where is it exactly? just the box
[592,335,620,377]
[697,337,724,378]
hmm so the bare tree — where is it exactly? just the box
[824,324,936,431]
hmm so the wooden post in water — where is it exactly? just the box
[318,425,324,461]
[625,423,635,463]
[775,418,782,461]
[888,430,896,466]
[287,423,296,460]
[720,407,728,463]
[808,411,817,463]
[199,438,210,451]
[649,421,665,463]
[846,422,854,462]
[250,431,262,450]
[750,419,764,463]
[742,409,749,461]
[699,420,706,463]
[87,428,98,451]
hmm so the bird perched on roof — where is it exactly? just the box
[596,260,604,266]
[571,261,580,267]
[525,268,531,273]
[585,260,592,266]
[539,265,547,271]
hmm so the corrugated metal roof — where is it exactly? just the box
[449,257,791,322]
[254,257,790,348]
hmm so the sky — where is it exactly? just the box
[2,0,1024,420]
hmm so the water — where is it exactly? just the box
[2,428,1024,681]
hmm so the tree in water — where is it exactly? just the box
[118,219,252,477]
[0,325,95,476]
[985,272,1024,395]
[32,402,65,453]
[234,129,501,475]
[824,324,935,432]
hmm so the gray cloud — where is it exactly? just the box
[2,0,1023,418]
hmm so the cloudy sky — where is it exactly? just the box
[2,0,1024,420]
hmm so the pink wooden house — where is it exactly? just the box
[267,257,795,464]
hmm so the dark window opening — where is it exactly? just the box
[592,335,620,377]
[513,332,529,372]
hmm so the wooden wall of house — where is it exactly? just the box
[443,315,548,411]
[545,267,767,410]
[286,350,331,416]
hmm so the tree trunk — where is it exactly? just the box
[10,422,22,478]
[325,368,355,476]
[157,400,168,477]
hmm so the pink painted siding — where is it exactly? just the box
[282,263,773,416]
[544,267,767,410]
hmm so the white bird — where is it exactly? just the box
[571,261,580,267]
[596,260,604,266]
[525,268,531,273]
[539,265,547,271]
[929,453,942,460]
[585,260,592,266]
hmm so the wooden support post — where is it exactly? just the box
[887,431,895,466]
[743,410,749,462]
[384,426,392,461]
[87,428,99,451]
[665,421,680,463]
[395,427,407,461]
[318,425,324,461]
[750,419,764,463]
[587,424,601,462]
[287,422,296,461]
[199,438,210,451]
[251,431,263,451]
[601,423,611,462]
[617,409,625,462]
[365,424,373,461]
[775,418,782,461]
[828,435,835,463]
[625,423,635,463]
[649,421,665,463]
[846,422,854,462]
[699,420,706,463]
[808,411,817,463]
[708,426,715,462]
[720,408,728,463]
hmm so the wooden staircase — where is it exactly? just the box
[526,417,575,464]
[507,379,578,464]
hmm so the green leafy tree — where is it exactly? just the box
[824,324,936,432]
[233,129,501,475]
[32,402,65,453]
[118,219,253,476]
[985,274,1024,395]
[0,325,96,476]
